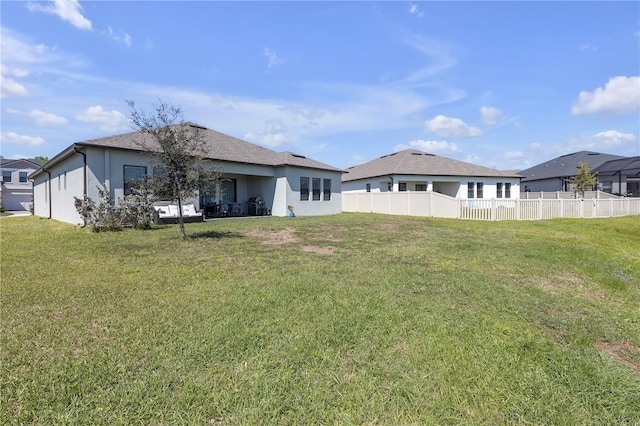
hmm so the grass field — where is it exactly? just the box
[2,213,639,424]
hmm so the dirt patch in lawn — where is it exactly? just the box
[247,228,299,245]
[597,341,640,379]
[301,245,335,254]
[534,272,604,301]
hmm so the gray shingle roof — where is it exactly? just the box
[518,151,626,182]
[74,123,342,172]
[342,149,522,182]
[1,158,43,169]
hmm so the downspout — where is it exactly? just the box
[73,147,88,198]
[29,178,34,216]
[388,175,394,192]
[42,168,52,219]
[74,147,88,226]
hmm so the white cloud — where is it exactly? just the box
[397,34,457,81]
[395,139,461,155]
[552,130,638,155]
[1,63,31,98]
[27,0,92,31]
[1,131,45,146]
[408,3,424,18]
[1,27,55,65]
[503,151,524,160]
[29,109,69,126]
[593,130,637,146]
[263,48,283,69]
[571,76,640,115]
[480,106,503,125]
[104,26,132,47]
[424,115,482,138]
[0,74,28,98]
[5,108,69,126]
[244,119,290,147]
[76,105,129,131]
[579,44,598,52]
[529,143,541,150]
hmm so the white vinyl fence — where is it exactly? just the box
[342,192,640,221]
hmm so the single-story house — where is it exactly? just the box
[30,123,343,225]
[518,151,625,193]
[342,149,522,199]
[592,156,640,197]
[1,158,43,211]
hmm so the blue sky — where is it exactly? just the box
[1,1,639,171]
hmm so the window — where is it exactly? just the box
[323,179,331,201]
[477,182,484,199]
[415,184,427,191]
[505,183,511,198]
[366,183,371,193]
[300,177,309,201]
[2,171,11,183]
[468,182,475,198]
[19,172,28,183]
[602,181,612,193]
[497,182,503,198]
[124,165,147,196]
[399,182,407,192]
[312,178,321,201]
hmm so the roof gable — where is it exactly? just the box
[519,151,626,182]
[342,149,521,182]
[0,158,43,170]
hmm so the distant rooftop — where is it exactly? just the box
[343,149,521,182]
[518,151,626,182]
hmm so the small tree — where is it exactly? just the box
[127,100,220,238]
[570,162,598,198]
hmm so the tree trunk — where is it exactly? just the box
[174,171,187,238]
[176,196,186,238]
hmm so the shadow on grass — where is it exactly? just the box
[189,230,245,240]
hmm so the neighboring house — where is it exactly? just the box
[1,158,43,211]
[519,151,625,193]
[342,149,522,199]
[29,123,343,225]
[592,156,640,197]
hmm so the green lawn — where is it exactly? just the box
[2,214,639,424]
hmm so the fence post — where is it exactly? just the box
[609,199,613,217]
[516,199,521,220]
[491,199,496,221]
[538,198,543,219]
[560,198,564,218]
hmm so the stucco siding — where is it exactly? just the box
[284,167,342,216]
[344,175,520,199]
[32,153,85,224]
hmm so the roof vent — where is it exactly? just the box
[291,153,306,159]
[411,152,423,156]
